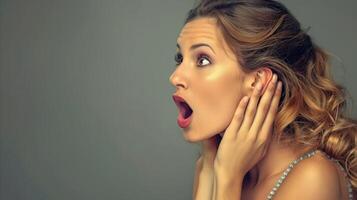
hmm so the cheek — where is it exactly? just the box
[195,70,243,133]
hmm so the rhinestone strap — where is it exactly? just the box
[266,149,354,200]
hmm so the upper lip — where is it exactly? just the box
[172,94,190,108]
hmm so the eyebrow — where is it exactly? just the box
[176,43,215,54]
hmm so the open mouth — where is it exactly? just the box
[178,101,193,119]
[172,95,194,119]
[172,95,194,128]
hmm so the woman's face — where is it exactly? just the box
[169,17,253,142]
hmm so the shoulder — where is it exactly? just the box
[274,151,341,200]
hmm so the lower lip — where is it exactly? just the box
[177,113,193,128]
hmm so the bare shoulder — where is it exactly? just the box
[274,151,341,200]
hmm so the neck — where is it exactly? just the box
[244,137,311,188]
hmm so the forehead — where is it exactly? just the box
[176,17,234,58]
[177,17,222,48]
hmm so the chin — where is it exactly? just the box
[181,130,202,143]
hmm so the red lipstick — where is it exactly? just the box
[172,95,193,128]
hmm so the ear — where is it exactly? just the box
[250,67,273,94]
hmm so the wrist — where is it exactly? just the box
[214,172,244,190]
[213,163,246,183]
[213,171,244,200]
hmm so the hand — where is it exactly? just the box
[213,74,282,186]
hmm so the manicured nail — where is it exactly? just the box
[272,74,277,83]
[243,96,249,104]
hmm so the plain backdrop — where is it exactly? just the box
[1,0,356,199]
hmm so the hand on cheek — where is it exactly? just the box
[213,73,282,185]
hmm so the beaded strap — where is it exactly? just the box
[266,149,354,200]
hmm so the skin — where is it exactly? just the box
[169,17,345,200]
[170,17,273,142]
[211,68,282,198]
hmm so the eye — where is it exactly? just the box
[197,54,211,66]
[174,52,183,66]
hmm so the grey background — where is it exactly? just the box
[0,0,356,200]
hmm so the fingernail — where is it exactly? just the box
[243,96,249,103]
[272,74,277,83]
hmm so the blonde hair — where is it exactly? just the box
[186,0,357,191]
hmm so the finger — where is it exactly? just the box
[250,74,278,138]
[258,81,282,142]
[224,96,250,140]
[238,80,263,136]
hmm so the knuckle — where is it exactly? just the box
[256,138,266,146]
[262,104,269,113]
[246,137,255,144]
[246,112,253,119]
[234,113,243,120]
[246,133,256,142]
[255,138,265,147]
[271,104,278,112]
[269,83,276,91]
[247,108,256,117]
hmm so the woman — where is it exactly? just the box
[169,0,356,200]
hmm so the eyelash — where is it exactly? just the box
[174,53,212,67]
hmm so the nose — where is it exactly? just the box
[169,68,187,90]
